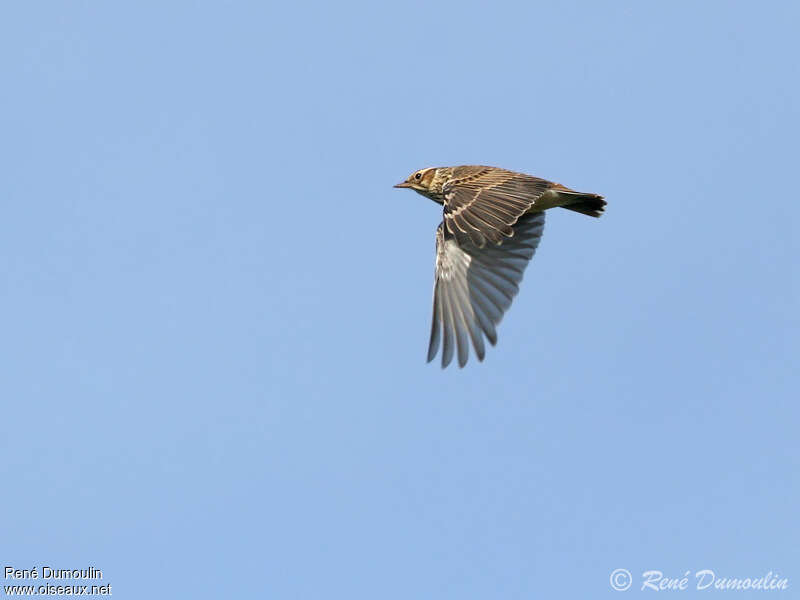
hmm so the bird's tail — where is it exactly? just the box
[555,188,607,218]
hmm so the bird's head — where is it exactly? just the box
[394,167,438,195]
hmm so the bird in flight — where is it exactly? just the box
[395,165,605,368]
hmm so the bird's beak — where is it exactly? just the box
[394,181,412,188]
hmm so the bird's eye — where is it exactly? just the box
[414,172,422,180]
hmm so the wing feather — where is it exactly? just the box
[428,212,545,367]
[442,167,552,247]
[427,286,442,362]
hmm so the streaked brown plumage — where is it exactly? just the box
[395,165,605,368]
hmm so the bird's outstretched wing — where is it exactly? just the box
[428,211,546,368]
[442,166,552,247]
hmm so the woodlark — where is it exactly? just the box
[395,165,605,368]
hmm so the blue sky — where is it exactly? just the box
[1,1,798,598]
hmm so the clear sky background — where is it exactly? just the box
[2,2,798,598]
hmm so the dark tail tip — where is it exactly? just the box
[563,194,606,217]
